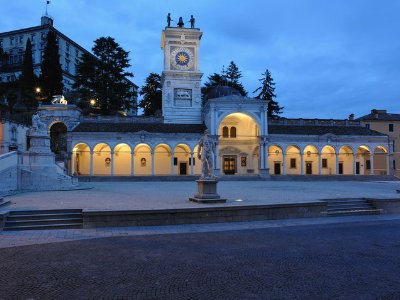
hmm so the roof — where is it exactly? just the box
[356,112,400,121]
[205,86,242,101]
[73,122,207,134]
[268,125,386,136]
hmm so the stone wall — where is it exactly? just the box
[0,151,18,193]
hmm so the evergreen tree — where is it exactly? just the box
[138,73,162,116]
[201,73,225,101]
[74,36,136,115]
[20,39,37,109]
[224,61,247,96]
[40,31,63,102]
[253,68,283,117]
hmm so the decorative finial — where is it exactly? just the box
[45,0,50,15]
[177,17,184,28]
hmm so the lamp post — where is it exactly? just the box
[35,87,42,106]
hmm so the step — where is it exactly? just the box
[9,209,82,216]
[7,213,82,221]
[3,223,83,231]
[327,209,381,217]
[5,218,82,227]
[327,206,373,212]
[327,202,370,207]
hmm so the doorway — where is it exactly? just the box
[306,162,312,175]
[223,156,236,175]
[356,162,360,175]
[179,163,187,175]
[274,162,281,175]
[338,163,343,175]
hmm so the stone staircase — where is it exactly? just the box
[325,198,381,216]
[3,209,83,231]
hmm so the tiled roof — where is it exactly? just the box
[356,113,400,121]
[72,122,207,134]
[268,125,386,136]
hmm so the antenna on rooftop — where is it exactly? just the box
[45,0,50,15]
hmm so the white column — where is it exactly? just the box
[89,151,93,176]
[282,152,286,175]
[300,152,304,175]
[335,153,339,175]
[214,141,220,173]
[265,146,269,172]
[151,151,155,176]
[190,152,194,175]
[259,143,265,169]
[353,153,357,175]
[318,153,322,175]
[110,151,114,176]
[131,151,135,176]
[171,153,175,175]
[370,154,374,175]
[386,153,390,175]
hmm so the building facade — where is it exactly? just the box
[358,109,400,176]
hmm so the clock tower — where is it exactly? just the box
[161,23,203,124]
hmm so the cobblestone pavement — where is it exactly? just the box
[1,217,400,299]
[2,180,400,211]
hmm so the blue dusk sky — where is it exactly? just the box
[1,0,400,118]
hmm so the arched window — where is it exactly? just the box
[222,126,229,138]
[230,126,237,138]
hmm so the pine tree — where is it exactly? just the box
[74,37,136,115]
[138,73,162,116]
[20,39,37,109]
[225,61,247,96]
[253,68,283,117]
[201,73,225,101]
[40,31,63,102]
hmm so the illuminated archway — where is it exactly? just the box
[134,144,152,176]
[114,143,132,176]
[173,144,191,175]
[321,145,336,175]
[218,112,260,175]
[338,145,354,175]
[93,143,111,176]
[303,145,318,175]
[285,145,301,175]
[154,144,172,175]
[268,145,283,175]
[72,143,90,176]
[356,145,371,175]
[374,145,388,175]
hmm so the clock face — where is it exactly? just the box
[170,47,194,71]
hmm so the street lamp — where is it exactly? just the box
[35,87,41,93]
[90,99,96,106]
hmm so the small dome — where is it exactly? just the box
[205,86,241,100]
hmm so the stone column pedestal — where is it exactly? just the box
[259,168,270,178]
[189,179,226,204]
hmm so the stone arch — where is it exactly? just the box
[356,145,371,175]
[374,145,389,175]
[72,143,90,176]
[285,145,301,175]
[321,145,336,175]
[134,143,152,175]
[93,143,111,176]
[114,143,132,176]
[154,144,172,175]
[338,145,354,175]
[216,111,262,134]
[173,143,191,175]
[303,145,319,175]
[268,145,283,175]
[218,112,260,175]
[193,145,201,175]
[49,122,67,161]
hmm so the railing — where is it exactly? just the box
[0,151,18,173]
[268,118,361,127]
[80,115,163,124]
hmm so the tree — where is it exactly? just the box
[253,68,283,118]
[224,61,247,96]
[201,62,247,101]
[40,31,63,102]
[74,36,136,115]
[20,39,37,109]
[138,73,162,116]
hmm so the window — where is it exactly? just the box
[140,158,146,167]
[222,126,229,138]
[11,127,17,141]
[393,141,395,152]
[322,158,328,168]
[189,157,195,166]
[389,124,394,132]
[41,32,46,40]
[365,124,370,129]
[30,34,36,42]
[394,160,396,170]
[230,127,237,138]
[10,37,14,45]
[290,158,296,169]
[174,157,178,166]
[19,35,23,44]
[66,43,70,52]
[0,39,3,47]
[366,160,371,170]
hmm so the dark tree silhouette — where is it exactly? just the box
[139,73,162,116]
[253,68,283,117]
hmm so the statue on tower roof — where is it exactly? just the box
[177,17,184,28]
[167,13,173,27]
[189,15,195,28]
